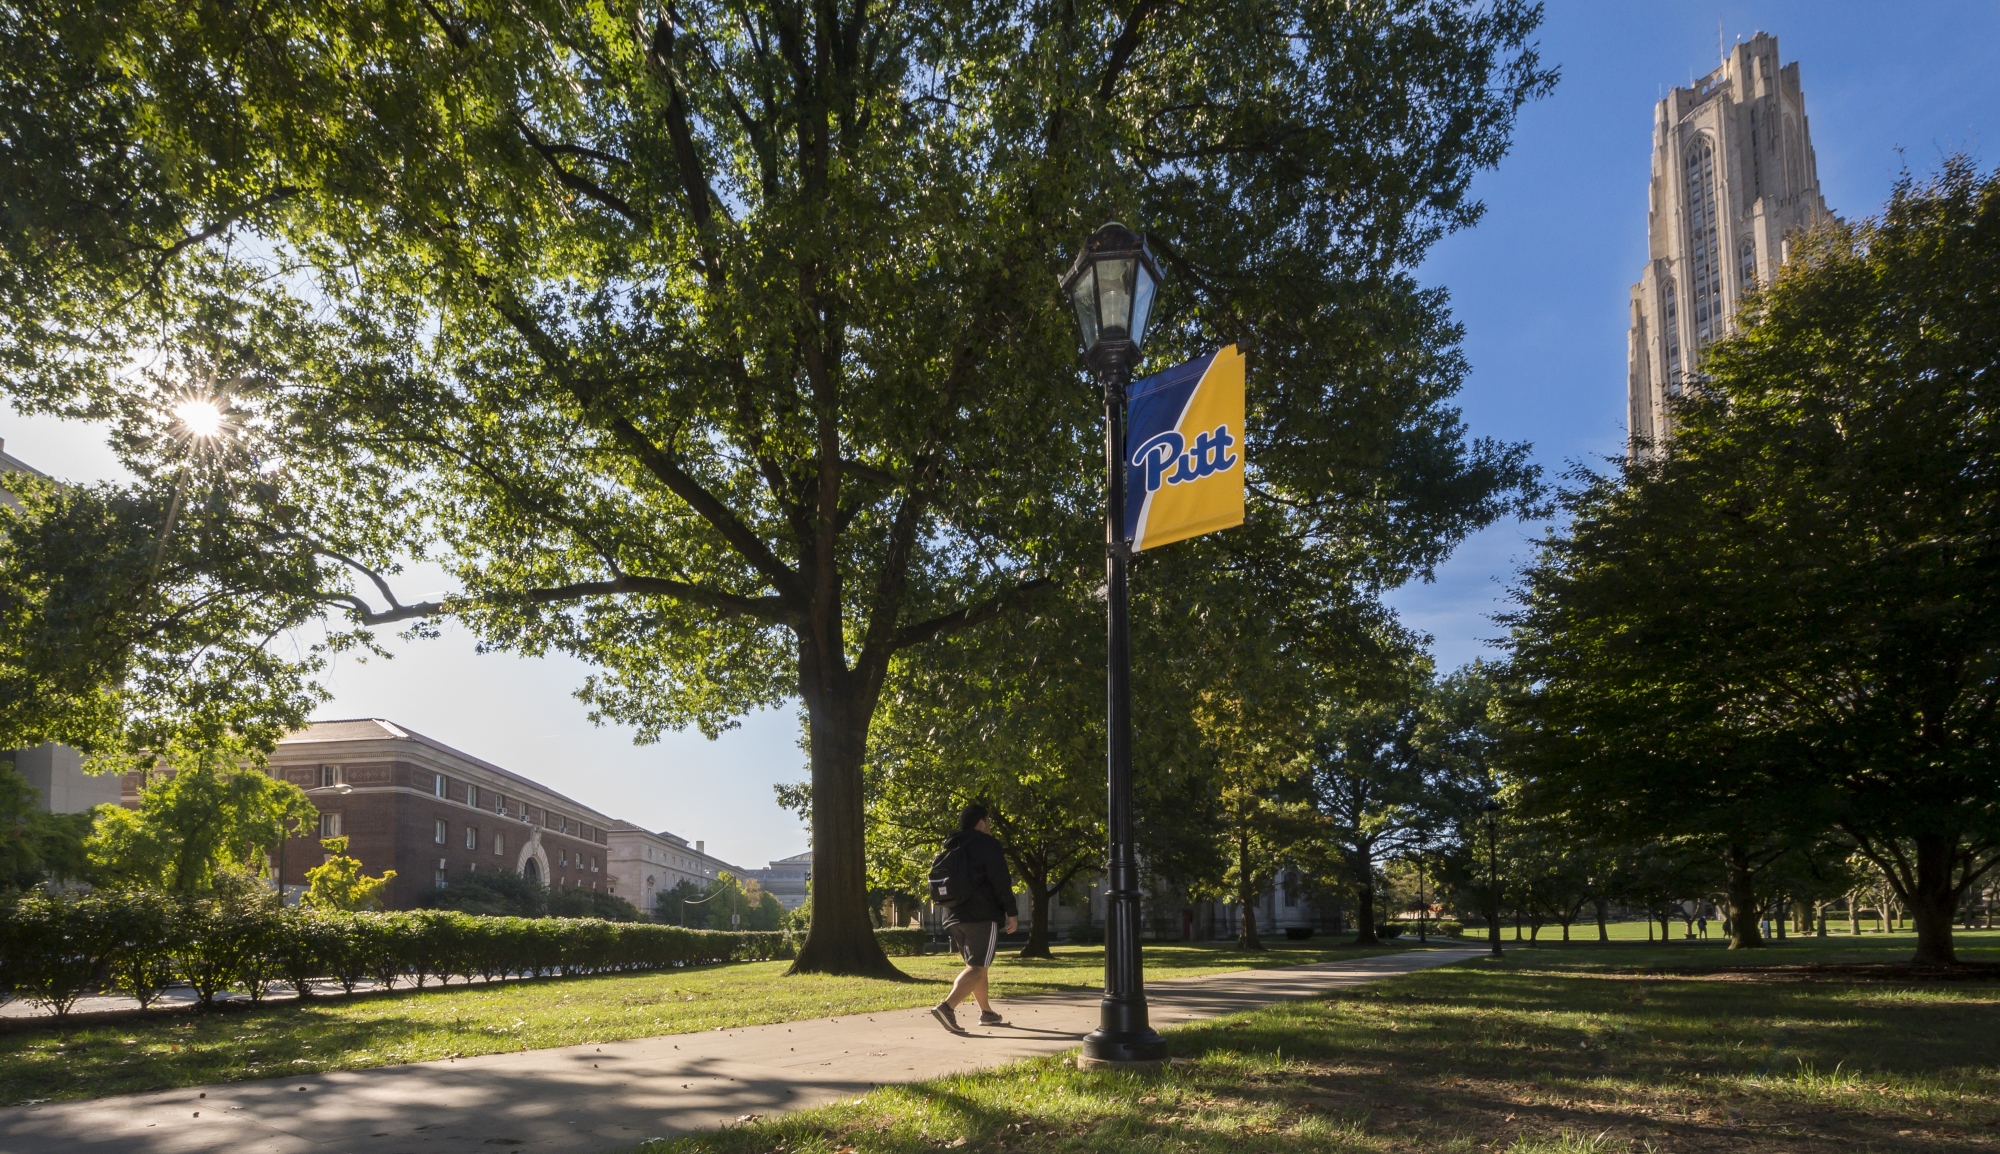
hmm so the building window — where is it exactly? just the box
[1662,278,1682,390]
[1283,872,1300,908]
[591,855,600,873]
[494,832,505,856]
[319,812,343,838]
[319,765,343,788]
[467,784,479,809]
[434,819,448,845]
[435,869,448,888]
[1738,239,1759,296]
[1683,135,1723,344]
[559,850,569,866]
[434,774,447,798]
[465,826,478,851]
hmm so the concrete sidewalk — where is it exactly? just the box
[1,946,1480,1154]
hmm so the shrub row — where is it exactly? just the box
[0,891,918,1019]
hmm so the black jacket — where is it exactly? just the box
[939,828,1018,926]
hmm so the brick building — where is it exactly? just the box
[248,719,637,909]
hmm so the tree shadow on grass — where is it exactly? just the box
[663,963,2000,1154]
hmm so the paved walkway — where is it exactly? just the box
[2,947,1480,1154]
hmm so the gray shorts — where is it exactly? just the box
[948,921,999,968]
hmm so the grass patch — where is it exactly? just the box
[652,937,2000,1154]
[0,939,1408,1105]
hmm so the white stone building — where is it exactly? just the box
[605,822,745,920]
[1627,32,1833,454]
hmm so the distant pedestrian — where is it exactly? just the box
[927,803,1019,1035]
[1697,916,1708,939]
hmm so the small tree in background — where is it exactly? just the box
[87,752,316,895]
[302,837,395,912]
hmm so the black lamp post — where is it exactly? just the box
[1481,799,1503,957]
[1061,222,1166,1067]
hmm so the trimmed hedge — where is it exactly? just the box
[0,891,913,1019]
[874,927,927,956]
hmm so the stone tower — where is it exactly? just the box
[1627,32,1832,455]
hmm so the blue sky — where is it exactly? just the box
[6,1,1997,865]
[1386,0,2000,668]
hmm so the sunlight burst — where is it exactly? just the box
[173,397,226,439]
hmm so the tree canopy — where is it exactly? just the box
[3,0,1550,971]
[1504,161,2000,964]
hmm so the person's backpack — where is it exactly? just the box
[927,839,974,907]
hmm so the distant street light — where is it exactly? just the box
[1061,222,1166,1068]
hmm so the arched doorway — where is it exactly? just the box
[523,857,541,884]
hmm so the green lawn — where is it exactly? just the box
[654,937,2000,1154]
[1455,917,1996,946]
[0,939,1409,1106]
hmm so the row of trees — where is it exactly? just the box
[848,165,2000,970]
[846,556,1516,953]
[1503,162,2000,965]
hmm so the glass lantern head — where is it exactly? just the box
[1060,223,1163,369]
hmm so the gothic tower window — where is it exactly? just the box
[1683,135,1723,345]
[1738,240,1759,296]
[1661,278,1682,391]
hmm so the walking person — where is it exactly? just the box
[927,804,1019,1035]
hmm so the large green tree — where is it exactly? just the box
[2,0,1550,973]
[0,474,342,754]
[1506,162,2000,965]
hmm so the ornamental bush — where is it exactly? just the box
[0,890,123,1017]
[0,894,919,1016]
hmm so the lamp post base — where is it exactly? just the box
[1077,1053,1168,1073]
[1080,1027,1168,1065]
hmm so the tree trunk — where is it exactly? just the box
[1595,897,1610,942]
[1021,884,1054,959]
[1725,843,1764,950]
[1907,831,1962,965]
[789,677,901,978]
[1236,829,1264,950]
[1351,844,1379,945]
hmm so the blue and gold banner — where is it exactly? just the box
[1123,345,1245,552]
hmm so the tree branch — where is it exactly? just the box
[891,576,1055,651]
[646,16,727,279]
[1097,0,1167,103]
[328,573,788,627]
[486,298,807,604]
[512,117,648,225]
